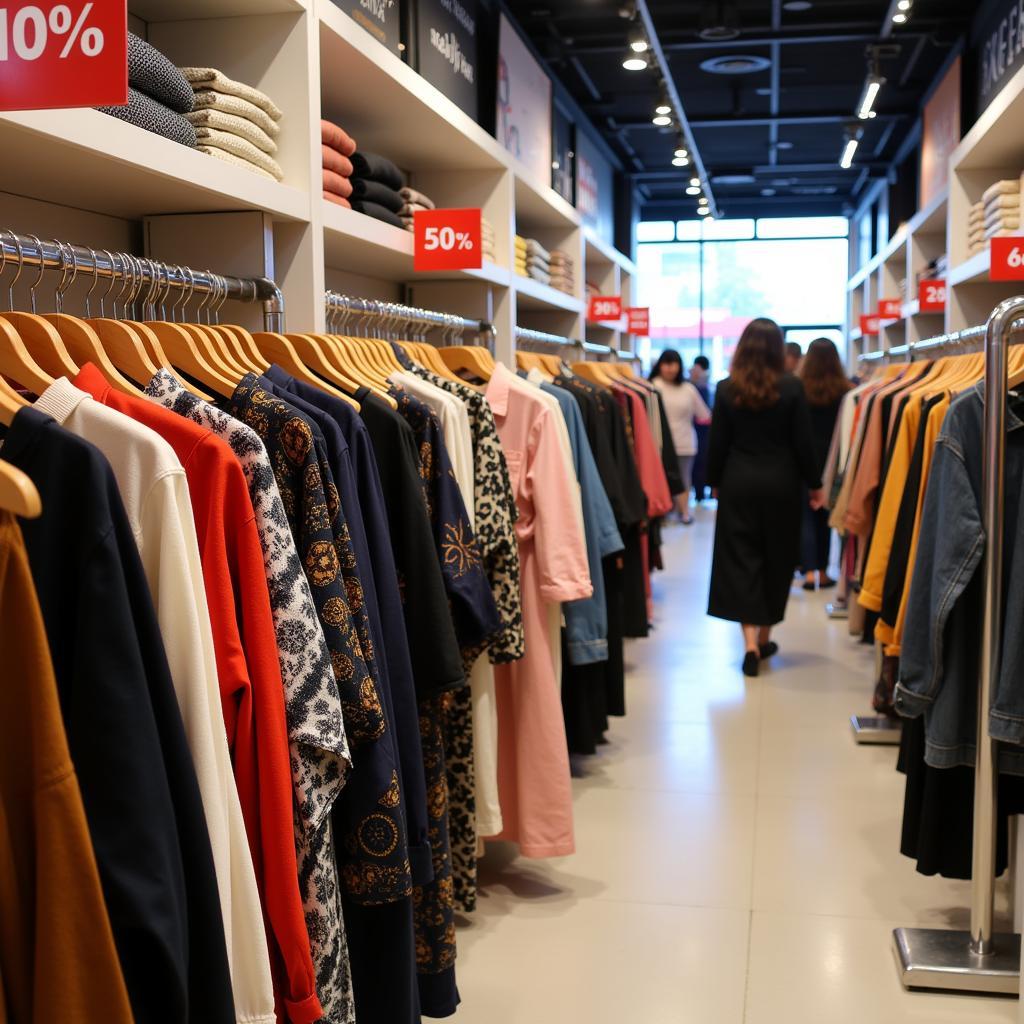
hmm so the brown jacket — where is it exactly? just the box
[0,511,134,1024]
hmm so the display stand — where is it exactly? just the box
[892,296,1024,995]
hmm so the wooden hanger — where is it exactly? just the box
[252,332,360,408]
[0,315,56,395]
[403,341,462,383]
[145,320,237,398]
[126,320,213,401]
[284,334,362,408]
[438,344,496,382]
[324,333,398,407]
[572,360,617,388]
[70,316,156,396]
[0,456,41,517]
[2,312,80,379]
[214,325,266,374]
[182,323,248,378]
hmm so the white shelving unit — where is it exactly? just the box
[0,0,634,362]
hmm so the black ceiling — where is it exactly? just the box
[503,0,972,219]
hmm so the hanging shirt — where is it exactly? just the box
[0,510,135,1024]
[143,369,356,1024]
[2,407,236,1024]
[485,364,592,858]
[72,365,313,1024]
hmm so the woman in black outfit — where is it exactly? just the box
[707,318,824,677]
[798,337,851,591]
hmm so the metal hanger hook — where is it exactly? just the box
[25,234,47,315]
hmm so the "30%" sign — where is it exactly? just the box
[588,295,622,322]
[990,237,1024,281]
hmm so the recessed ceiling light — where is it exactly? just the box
[892,11,907,22]
[700,55,772,75]
[672,156,690,166]
[697,206,711,216]
[782,0,812,9]
[652,114,673,126]
[689,177,701,186]
[622,53,649,71]
[686,185,702,195]
[775,140,794,150]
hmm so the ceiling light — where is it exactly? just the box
[627,23,648,52]
[839,125,863,169]
[622,50,650,71]
[672,155,690,167]
[698,197,709,207]
[858,75,883,118]
[674,146,688,159]
[699,0,740,41]
[655,82,672,117]
[782,0,812,9]
[892,11,907,22]
[897,0,911,7]
[652,113,673,126]
[689,177,701,186]
[697,206,711,216]
[686,185,702,195]
[700,54,772,75]
[775,140,794,150]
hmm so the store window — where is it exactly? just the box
[636,216,849,380]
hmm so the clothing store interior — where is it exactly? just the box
[6,0,1024,1021]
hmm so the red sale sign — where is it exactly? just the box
[918,278,946,312]
[989,236,1024,280]
[878,298,902,319]
[413,207,482,271]
[859,314,880,335]
[0,1,127,111]
[625,307,650,335]
[589,295,622,322]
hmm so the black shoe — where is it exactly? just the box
[819,576,837,590]
[759,641,778,659]
[682,516,694,526]
[802,580,816,591]
[742,651,760,677]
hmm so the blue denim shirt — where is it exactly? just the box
[895,383,1024,773]
[535,379,623,664]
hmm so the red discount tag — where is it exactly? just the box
[918,278,946,312]
[989,237,1024,280]
[0,1,127,111]
[589,295,622,322]
[625,307,650,335]
[878,298,902,319]
[413,207,482,271]
[859,314,880,336]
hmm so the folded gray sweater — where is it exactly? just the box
[96,87,197,147]
[128,32,194,114]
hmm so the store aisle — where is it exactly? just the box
[454,509,1018,1023]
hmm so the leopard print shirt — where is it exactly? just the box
[144,370,355,1024]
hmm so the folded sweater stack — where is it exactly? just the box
[549,249,576,296]
[96,33,196,148]
[345,152,407,229]
[321,119,357,208]
[481,217,495,263]
[515,236,552,286]
[397,186,436,232]
[970,179,1022,254]
[181,68,284,181]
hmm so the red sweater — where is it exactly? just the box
[75,364,322,1024]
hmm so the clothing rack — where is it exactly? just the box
[324,291,495,347]
[514,326,581,352]
[892,296,1024,994]
[0,231,284,331]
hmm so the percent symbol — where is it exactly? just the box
[456,232,473,251]
[0,2,103,61]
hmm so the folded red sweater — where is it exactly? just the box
[322,168,353,198]
[323,191,351,209]
[320,118,356,157]
[321,145,354,178]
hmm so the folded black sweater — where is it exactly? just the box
[351,151,404,191]
[350,178,404,213]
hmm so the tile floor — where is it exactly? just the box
[451,509,1020,1023]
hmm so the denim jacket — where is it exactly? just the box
[895,384,1024,773]
[534,377,623,664]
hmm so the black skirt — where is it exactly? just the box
[708,450,801,625]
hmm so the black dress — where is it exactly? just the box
[707,374,821,625]
[801,397,842,573]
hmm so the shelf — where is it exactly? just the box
[515,274,584,312]
[909,188,949,236]
[901,300,920,318]
[318,1,506,173]
[0,108,309,222]
[583,228,635,274]
[949,249,992,285]
[953,62,1024,172]
[514,170,580,231]
[131,0,306,19]
[323,203,509,285]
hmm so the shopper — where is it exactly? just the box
[689,356,713,503]
[798,337,851,591]
[650,348,711,524]
[707,318,824,677]
[784,340,803,374]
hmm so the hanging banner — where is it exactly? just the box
[496,13,551,187]
[414,206,482,271]
[918,278,947,312]
[989,236,1024,279]
[412,0,478,120]
[878,298,902,319]
[0,0,128,111]
[859,313,880,336]
[589,294,622,322]
[625,307,650,335]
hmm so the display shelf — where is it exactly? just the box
[131,0,306,19]
[901,299,920,318]
[583,228,636,275]
[515,275,585,313]
[322,204,509,284]
[0,109,310,222]
[949,249,992,286]
[514,170,580,231]
[911,188,949,235]
[952,63,1024,173]
[318,1,506,173]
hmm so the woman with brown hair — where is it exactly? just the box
[707,318,824,677]
[798,337,852,591]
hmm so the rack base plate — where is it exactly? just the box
[893,928,1020,994]
[850,715,901,745]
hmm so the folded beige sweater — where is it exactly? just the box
[185,108,277,154]
[190,90,280,138]
[181,67,282,120]
[193,126,284,180]
[199,145,277,181]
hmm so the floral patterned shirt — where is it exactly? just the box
[143,370,356,1024]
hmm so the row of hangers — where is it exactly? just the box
[865,333,1024,393]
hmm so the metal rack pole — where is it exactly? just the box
[893,295,1024,994]
[324,290,494,346]
[0,232,284,331]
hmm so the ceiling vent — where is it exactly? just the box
[699,1,741,41]
[700,54,771,75]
